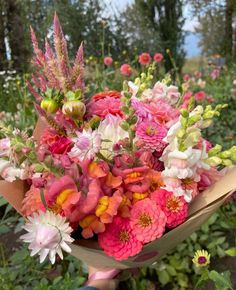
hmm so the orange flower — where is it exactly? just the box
[79,215,105,238]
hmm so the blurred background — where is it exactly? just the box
[0,1,236,289]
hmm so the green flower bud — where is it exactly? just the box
[120,121,129,131]
[203,111,215,119]
[206,156,222,166]
[222,159,232,166]
[180,117,188,128]
[62,100,86,119]
[140,84,146,91]
[33,164,45,172]
[219,150,231,159]
[188,114,201,126]
[177,128,186,138]
[40,98,59,114]
[121,106,130,114]
[180,109,189,118]
[208,144,222,157]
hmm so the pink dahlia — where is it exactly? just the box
[154,53,163,63]
[136,120,167,152]
[151,189,188,228]
[98,216,143,260]
[120,64,132,77]
[195,91,206,102]
[130,198,166,243]
[138,53,152,65]
[104,56,113,66]
[87,91,122,119]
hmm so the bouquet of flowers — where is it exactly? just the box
[0,15,236,269]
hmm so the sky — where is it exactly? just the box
[103,0,201,58]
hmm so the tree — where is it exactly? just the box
[189,0,236,62]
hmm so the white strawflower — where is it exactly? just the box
[20,211,74,264]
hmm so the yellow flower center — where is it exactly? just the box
[166,196,180,212]
[146,126,157,136]
[79,215,97,228]
[119,230,129,242]
[138,213,152,228]
[56,189,74,206]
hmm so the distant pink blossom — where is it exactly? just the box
[120,64,132,76]
[154,53,163,63]
[195,91,206,102]
[138,53,152,65]
[183,74,190,82]
[104,56,113,66]
[210,68,220,80]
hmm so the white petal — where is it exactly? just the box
[39,249,49,263]
[60,241,71,253]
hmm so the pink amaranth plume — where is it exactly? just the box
[28,13,85,102]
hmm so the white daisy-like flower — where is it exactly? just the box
[20,211,74,264]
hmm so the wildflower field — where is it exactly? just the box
[0,1,236,290]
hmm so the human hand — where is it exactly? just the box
[86,266,119,290]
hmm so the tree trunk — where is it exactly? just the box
[225,0,234,63]
[0,0,7,70]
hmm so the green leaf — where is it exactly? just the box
[40,189,48,210]
[0,197,8,207]
[157,270,170,285]
[225,247,236,257]
[194,270,209,290]
[209,270,233,290]
[0,225,10,234]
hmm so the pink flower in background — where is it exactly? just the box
[210,68,220,80]
[151,189,188,228]
[87,91,123,119]
[0,138,10,157]
[120,64,132,76]
[104,56,113,66]
[136,120,167,152]
[183,74,190,82]
[138,53,152,65]
[195,91,206,102]
[98,216,143,260]
[154,53,163,63]
[130,198,166,243]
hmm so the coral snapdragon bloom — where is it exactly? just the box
[46,176,81,221]
[21,186,46,216]
[79,215,105,238]
[95,191,123,223]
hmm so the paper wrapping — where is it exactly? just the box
[0,118,236,269]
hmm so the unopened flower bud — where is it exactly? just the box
[222,159,232,166]
[219,150,231,159]
[206,156,222,166]
[208,144,222,157]
[120,121,129,131]
[40,98,59,114]
[62,100,86,119]
[180,109,189,118]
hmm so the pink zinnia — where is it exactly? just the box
[136,120,167,152]
[98,216,143,261]
[130,198,166,243]
[120,64,132,76]
[138,53,152,65]
[104,56,113,66]
[154,53,163,63]
[151,189,188,228]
